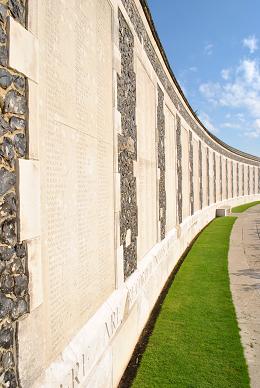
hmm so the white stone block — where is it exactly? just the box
[17,159,40,241]
[27,238,43,311]
[8,16,39,82]
[125,228,131,247]
[216,206,231,217]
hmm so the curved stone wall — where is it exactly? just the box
[0,0,259,387]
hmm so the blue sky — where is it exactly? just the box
[147,0,260,156]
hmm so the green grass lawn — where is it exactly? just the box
[131,217,249,388]
[232,201,260,213]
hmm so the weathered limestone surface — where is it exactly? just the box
[0,0,259,387]
[30,0,115,376]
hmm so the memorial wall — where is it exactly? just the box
[0,0,260,387]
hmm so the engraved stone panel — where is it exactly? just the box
[228,160,232,198]
[222,157,226,200]
[136,59,157,259]
[181,127,190,219]
[250,166,254,195]
[215,154,221,201]
[238,164,241,196]
[202,145,208,207]
[233,162,237,198]
[231,161,234,198]
[244,164,248,195]
[165,106,177,232]
[20,0,115,368]
[208,150,214,204]
[193,138,200,212]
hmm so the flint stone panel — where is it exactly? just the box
[117,10,138,279]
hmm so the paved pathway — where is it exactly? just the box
[229,204,260,388]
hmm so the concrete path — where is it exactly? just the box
[229,204,260,388]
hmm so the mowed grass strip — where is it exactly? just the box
[132,217,249,388]
[232,201,260,213]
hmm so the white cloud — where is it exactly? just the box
[199,58,260,140]
[220,113,245,131]
[237,59,260,87]
[189,66,197,72]
[199,82,221,99]
[244,119,260,138]
[243,35,258,54]
[221,122,239,129]
[199,112,218,133]
[221,68,231,80]
[236,113,245,122]
[204,43,213,56]
[199,59,260,118]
